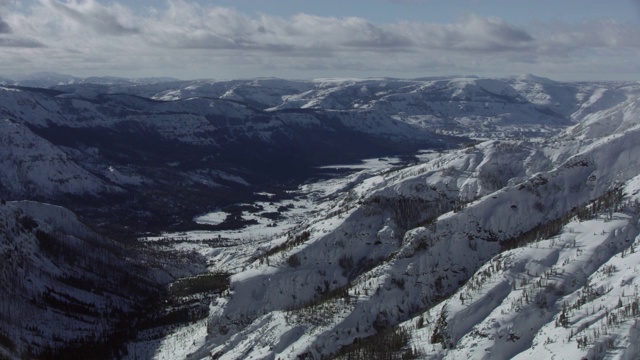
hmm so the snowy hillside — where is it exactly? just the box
[120,78,640,360]
[0,118,121,198]
[2,74,640,359]
[0,201,158,359]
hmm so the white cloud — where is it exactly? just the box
[0,36,43,47]
[0,0,639,80]
[0,16,10,33]
[43,0,139,35]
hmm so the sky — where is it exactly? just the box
[1,0,639,81]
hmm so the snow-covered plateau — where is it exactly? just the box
[1,74,640,359]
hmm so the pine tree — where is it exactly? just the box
[557,302,569,328]
[430,305,450,348]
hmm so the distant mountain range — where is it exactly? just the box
[0,72,179,88]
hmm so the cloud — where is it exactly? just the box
[0,1,639,80]
[141,7,526,55]
[0,0,11,34]
[44,0,139,35]
[0,16,10,33]
[531,19,640,59]
[0,37,45,47]
[0,1,46,47]
[447,15,534,50]
[0,1,538,54]
[139,5,415,54]
[288,14,414,50]
[143,4,260,49]
[390,15,534,53]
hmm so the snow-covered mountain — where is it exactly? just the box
[0,72,178,88]
[58,75,585,139]
[0,78,466,232]
[170,102,640,359]
[2,74,640,359]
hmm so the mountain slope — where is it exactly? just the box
[0,118,121,198]
[149,79,640,360]
[0,201,162,359]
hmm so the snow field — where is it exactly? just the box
[404,204,640,359]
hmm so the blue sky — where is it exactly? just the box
[1,0,640,80]
[124,0,639,25]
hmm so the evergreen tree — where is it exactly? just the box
[430,306,450,348]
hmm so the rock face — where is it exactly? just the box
[2,75,640,359]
